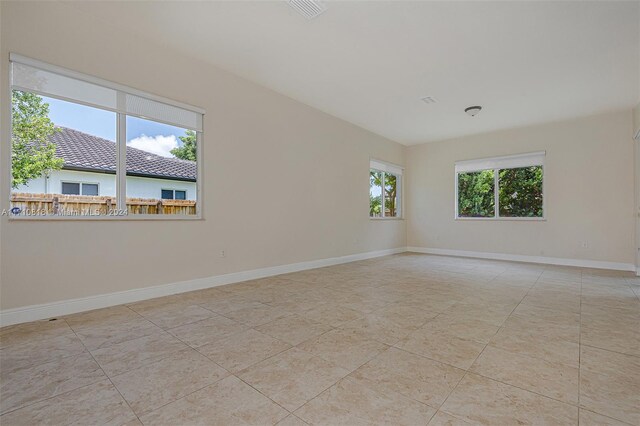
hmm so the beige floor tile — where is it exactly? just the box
[337,296,391,314]
[223,301,293,327]
[338,314,418,345]
[121,418,144,426]
[488,326,579,367]
[65,305,140,329]
[126,295,192,316]
[421,314,500,344]
[580,345,640,378]
[294,377,435,426]
[579,346,640,425]
[297,328,388,371]
[427,411,473,426]
[470,345,579,404]
[440,373,578,425]
[579,409,632,426]
[111,348,228,416]
[350,347,465,408]
[580,325,640,357]
[239,347,349,411]
[395,328,485,370]
[510,303,580,327]
[2,254,637,425]
[198,328,291,373]
[0,333,86,374]
[519,292,581,313]
[139,375,288,426]
[167,314,249,348]
[370,303,439,328]
[441,303,514,327]
[71,316,162,351]
[0,379,137,426]
[300,303,365,327]
[501,314,580,343]
[255,314,333,346]
[198,294,257,315]
[138,304,216,330]
[0,319,74,349]
[91,332,189,376]
[277,415,309,425]
[0,352,105,415]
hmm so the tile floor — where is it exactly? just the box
[1,253,638,425]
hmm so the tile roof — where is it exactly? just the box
[49,127,196,181]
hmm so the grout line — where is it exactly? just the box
[65,318,144,425]
[577,267,583,426]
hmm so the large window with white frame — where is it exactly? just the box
[455,152,545,219]
[370,159,403,218]
[7,54,203,219]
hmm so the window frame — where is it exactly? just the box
[7,53,204,221]
[60,181,100,196]
[160,189,187,200]
[369,159,404,220]
[454,152,546,221]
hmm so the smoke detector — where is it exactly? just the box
[465,106,482,117]
[421,96,437,104]
[288,0,327,20]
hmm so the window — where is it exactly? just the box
[61,182,99,196]
[161,189,187,200]
[8,54,203,219]
[455,152,545,219]
[370,160,403,218]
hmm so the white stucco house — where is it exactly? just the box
[15,127,197,200]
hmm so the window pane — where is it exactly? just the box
[10,90,117,217]
[457,170,495,218]
[175,190,186,200]
[498,166,543,217]
[61,182,80,195]
[82,183,99,196]
[384,173,398,217]
[126,116,197,215]
[369,170,383,217]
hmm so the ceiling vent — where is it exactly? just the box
[288,0,327,20]
[421,96,437,104]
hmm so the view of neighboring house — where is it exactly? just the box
[15,127,197,200]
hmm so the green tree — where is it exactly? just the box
[457,170,495,217]
[498,166,543,217]
[170,130,197,161]
[11,90,62,189]
[369,171,398,217]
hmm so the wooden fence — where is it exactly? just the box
[10,193,196,216]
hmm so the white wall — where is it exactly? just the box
[15,171,196,200]
[0,1,406,311]
[406,111,636,267]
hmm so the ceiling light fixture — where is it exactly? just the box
[287,0,327,20]
[421,96,437,104]
[464,106,482,117]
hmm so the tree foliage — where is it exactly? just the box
[498,166,543,217]
[170,130,197,161]
[457,170,495,217]
[11,90,63,189]
[457,166,543,218]
[369,171,397,217]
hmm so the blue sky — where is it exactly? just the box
[45,96,188,157]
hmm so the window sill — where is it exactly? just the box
[370,217,404,221]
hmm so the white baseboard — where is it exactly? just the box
[407,246,636,272]
[0,247,406,327]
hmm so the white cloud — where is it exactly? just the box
[127,134,178,158]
